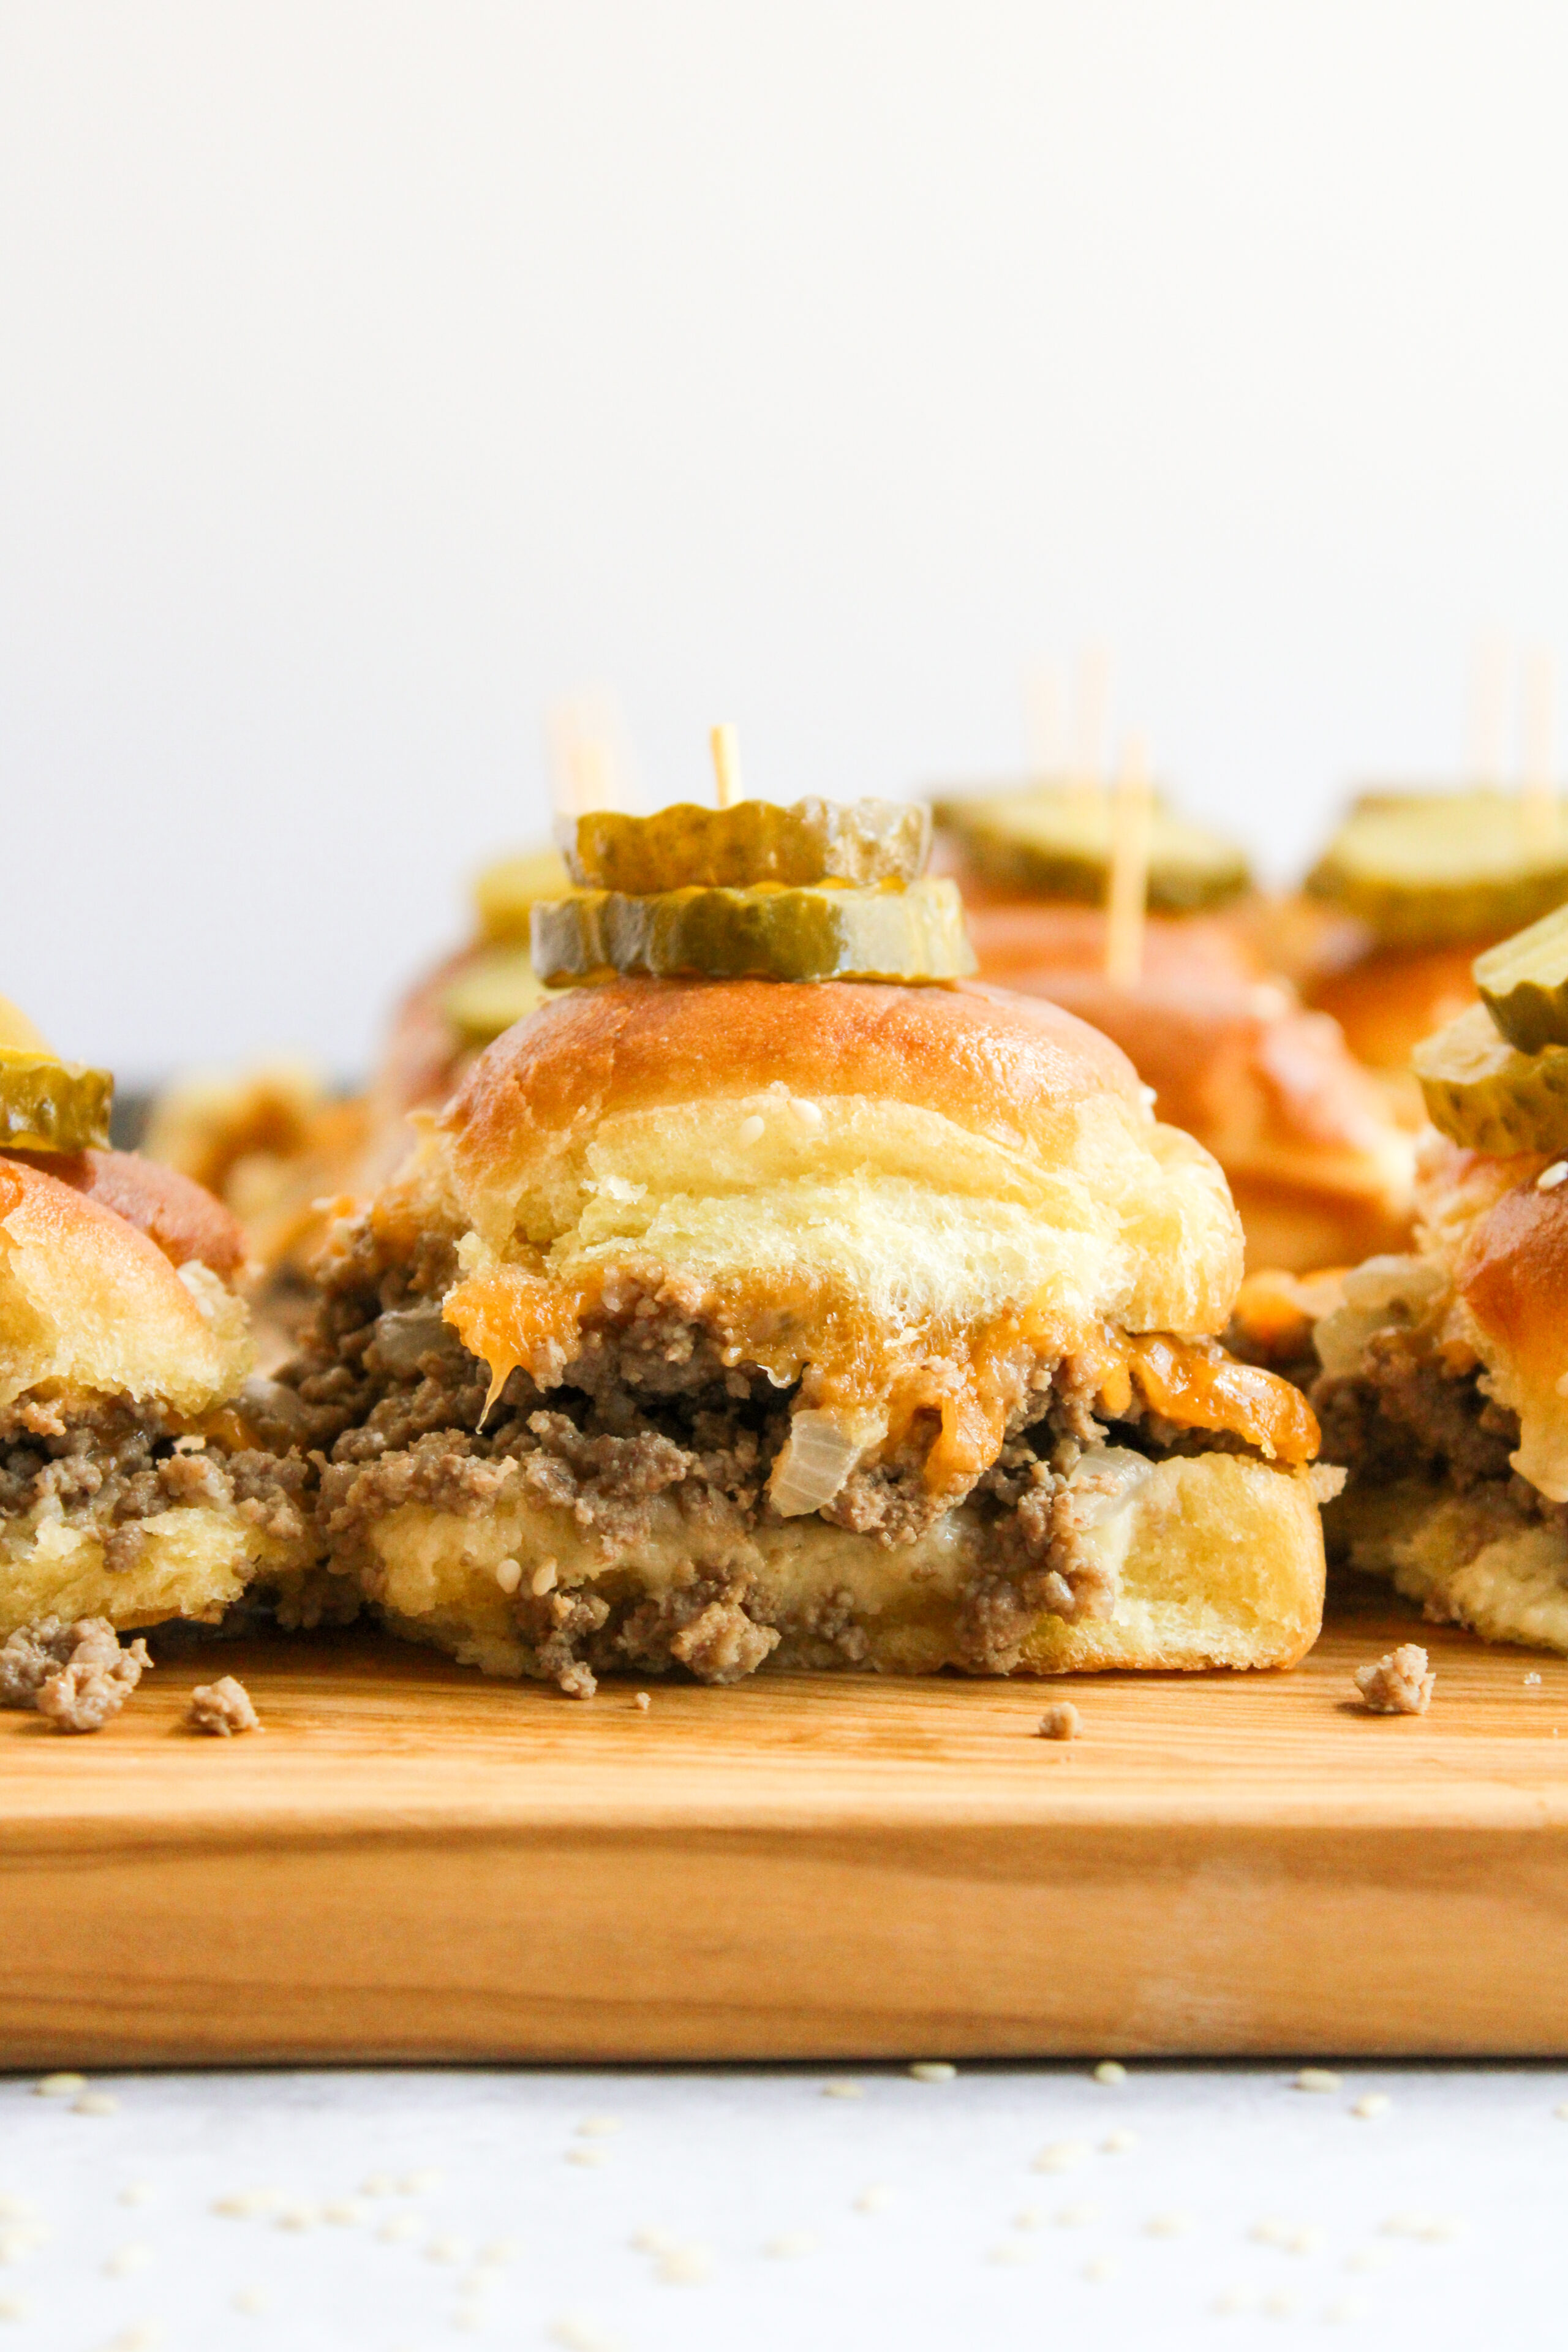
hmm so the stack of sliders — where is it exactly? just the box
[247,766,1336,1694]
[0,1003,323,1645]
[1303,899,1568,1652]
[936,775,1417,1274]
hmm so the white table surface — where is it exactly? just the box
[2,2059,1562,2351]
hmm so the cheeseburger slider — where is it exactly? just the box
[0,1008,318,1642]
[263,792,1331,1692]
[1308,897,1568,1651]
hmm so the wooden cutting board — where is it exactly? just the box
[4,1583,1567,2067]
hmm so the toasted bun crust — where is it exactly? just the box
[997,971,1416,1274]
[4,1148,247,1280]
[0,1159,251,1417]
[434,977,1245,1347]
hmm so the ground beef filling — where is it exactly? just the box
[0,1393,313,1566]
[257,1219,1267,1692]
[1312,1325,1564,1539]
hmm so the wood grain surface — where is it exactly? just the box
[4,1584,1567,2065]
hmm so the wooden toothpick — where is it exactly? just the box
[1023,662,1064,783]
[710,723,741,810]
[1071,644,1111,804]
[1521,650,1556,850]
[1104,734,1153,987]
[1468,633,1510,791]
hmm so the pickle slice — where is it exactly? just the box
[1412,1001,1568,1154]
[531,879,976,986]
[932,783,1250,912]
[1307,789,1568,949]
[562,798,932,893]
[470,848,575,946]
[1474,904,1568,1054]
[0,1047,113,1154]
[440,948,552,1047]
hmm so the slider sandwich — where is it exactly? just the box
[0,1006,320,1640]
[262,794,1332,1692]
[1307,899,1568,1652]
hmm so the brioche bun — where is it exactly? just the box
[0,1158,251,1418]
[434,976,1245,1352]
[5,1147,248,1280]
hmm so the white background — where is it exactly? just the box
[4,1,1568,1078]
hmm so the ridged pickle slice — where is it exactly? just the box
[562,798,932,893]
[1474,904,1568,1053]
[1412,1001,1568,1154]
[470,848,575,946]
[1306,789,1568,949]
[532,879,976,986]
[931,783,1250,911]
[0,1048,113,1154]
[440,948,552,1047]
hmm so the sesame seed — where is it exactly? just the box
[73,2092,119,2116]
[213,2190,279,2219]
[401,2169,443,2194]
[1032,2141,1089,2173]
[104,2246,152,2278]
[494,1558,522,1595]
[821,2079,863,2099]
[323,2199,366,2226]
[451,2314,483,2336]
[1286,2226,1325,2254]
[565,2147,606,2168]
[630,2228,674,2254]
[988,2242,1031,2264]
[1012,2208,1041,2231]
[0,2235,40,2267]
[1294,2067,1341,2092]
[377,2215,421,2243]
[1101,2129,1139,2153]
[426,2235,471,2264]
[275,2204,318,2231]
[1251,2219,1288,2245]
[576,2116,622,2137]
[1262,2292,1295,2318]
[361,2174,397,2196]
[1538,1161,1568,1190]
[633,1692,651,1711]
[548,2321,619,2352]
[32,2073,85,2098]
[1093,2060,1126,2085]
[656,2244,714,2283]
[737,1115,765,1147]
[1416,2218,1461,2242]
[1145,2212,1191,2237]
[1213,2288,1251,2315]
[531,1559,559,1596]
[1351,2094,1390,2120]
[0,2297,27,2321]
[788,1097,824,1130]
[909,2061,956,2082]
[764,2232,816,2258]
[853,2185,894,2214]
[1083,2256,1116,2282]
[478,2240,518,2266]
[108,2327,165,2352]
[1324,2299,1365,2325]
[118,2184,154,2208]
[233,2287,268,2314]
[1055,2203,1101,2226]
[1344,2250,1384,2274]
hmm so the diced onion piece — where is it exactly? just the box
[769,1407,889,1519]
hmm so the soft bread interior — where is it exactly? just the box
[1329,1475,1568,1656]
[0,1501,304,1640]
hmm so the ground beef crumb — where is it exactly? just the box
[1037,1701,1081,1740]
[186,1675,262,1736]
[10,1618,154,1734]
[1355,1643,1435,1716]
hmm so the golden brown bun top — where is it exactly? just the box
[0,1158,252,1417]
[448,975,1140,1181]
[3,1148,247,1282]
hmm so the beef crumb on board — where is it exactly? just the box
[1036,1701,1081,1740]
[1355,1643,1435,1716]
[186,1675,262,1736]
[0,1616,152,1733]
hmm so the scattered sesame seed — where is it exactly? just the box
[1324,2299,1365,2325]
[1032,2141,1089,2173]
[909,2061,956,2082]
[565,2147,606,2168]
[1381,2212,1427,2236]
[1416,2218,1461,2243]
[1262,2292,1295,2318]
[656,2244,714,2284]
[1538,1161,1568,1190]
[0,2236,38,2268]
[737,1115,765,1147]
[1351,2094,1391,2120]
[323,2199,367,2226]
[1083,2255,1116,2282]
[1294,2068,1341,2092]
[821,2079,863,2099]
[362,2174,397,2196]
[32,2073,85,2098]
[104,2246,152,2277]
[531,1559,559,1596]
[1145,2212,1191,2237]
[1285,2226,1325,2254]
[73,2092,119,2116]
[548,2321,619,2352]
[494,1558,522,1595]
[118,2184,154,2208]
[427,2236,472,2264]
[1093,2060,1126,2085]
[0,2297,26,2321]
[377,2215,421,2243]
[1251,2219,1288,2245]
[478,2241,518,2266]
[1101,2130,1139,2153]
[576,2116,622,2137]
[1345,2250,1384,2274]
[401,2170,443,2194]
[633,1692,651,1711]
[1214,2288,1251,2315]
[854,2185,894,2214]
[213,2191,279,2220]
[275,2204,318,2231]
[1012,2208,1041,2231]
[988,2242,1031,2264]
[630,2227,674,2254]
[108,2327,166,2352]
[764,2232,816,2258]
[233,2287,268,2315]
[788,1097,824,1131]
[1055,2203,1101,2226]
